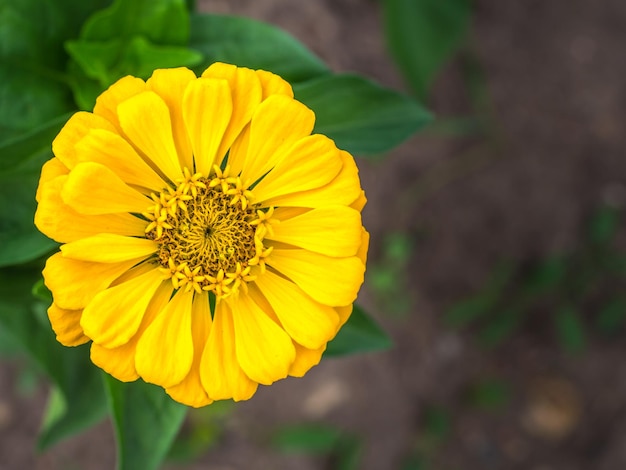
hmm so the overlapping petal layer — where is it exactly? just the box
[35,63,367,407]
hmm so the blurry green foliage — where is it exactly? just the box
[369,232,415,316]
[466,378,511,410]
[167,401,234,462]
[272,424,362,470]
[445,205,625,350]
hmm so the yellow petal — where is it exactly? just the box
[350,190,367,211]
[239,95,315,184]
[75,129,167,190]
[226,123,250,177]
[136,289,194,388]
[268,206,362,257]
[166,292,213,407]
[117,91,183,183]
[147,67,197,171]
[93,75,147,132]
[231,293,295,385]
[90,282,172,382]
[255,69,294,99]
[289,342,326,377]
[35,175,147,243]
[268,249,364,306]
[47,303,89,346]
[182,78,232,175]
[253,271,339,349]
[200,301,258,401]
[201,63,262,168]
[356,228,370,265]
[81,267,164,348]
[36,157,68,202]
[60,234,156,263]
[61,162,150,215]
[252,135,341,203]
[336,305,353,328]
[44,252,140,310]
[262,150,361,208]
[52,112,117,169]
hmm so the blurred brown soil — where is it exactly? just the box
[2,0,626,469]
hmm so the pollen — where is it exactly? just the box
[146,167,274,299]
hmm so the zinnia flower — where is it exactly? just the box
[34,63,368,407]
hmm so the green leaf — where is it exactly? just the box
[0,1,84,140]
[554,307,586,354]
[0,266,107,449]
[67,37,201,87]
[67,0,197,109]
[80,0,190,46]
[325,305,392,357]
[189,14,329,83]
[294,74,432,156]
[104,376,187,470]
[0,114,68,172]
[383,0,471,99]
[272,424,342,454]
[0,116,68,266]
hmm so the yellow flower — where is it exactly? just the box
[35,63,368,407]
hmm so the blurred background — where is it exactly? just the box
[2,0,625,468]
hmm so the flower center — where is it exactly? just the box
[144,167,275,298]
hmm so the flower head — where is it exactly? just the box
[35,63,368,406]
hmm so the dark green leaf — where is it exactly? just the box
[595,298,626,333]
[80,0,190,46]
[272,424,342,454]
[588,205,620,245]
[0,266,107,449]
[554,307,586,354]
[294,74,432,156]
[105,376,187,470]
[0,114,68,172]
[189,14,329,83]
[0,1,84,140]
[383,0,471,99]
[0,116,68,266]
[325,305,392,357]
